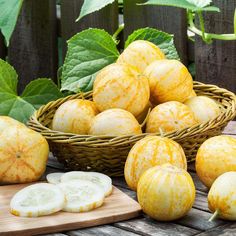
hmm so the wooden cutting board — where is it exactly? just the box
[0,183,141,236]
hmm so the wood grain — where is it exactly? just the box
[67,225,139,236]
[195,223,236,236]
[190,172,208,193]
[8,0,58,93]
[26,121,236,235]
[176,208,225,231]
[194,191,208,212]
[123,0,188,64]
[222,121,236,135]
[195,0,236,93]
[60,0,118,59]
[0,184,141,236]
[114,217,200,236]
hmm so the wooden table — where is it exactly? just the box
[43,121,236,236]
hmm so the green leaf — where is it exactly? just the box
[0,59,63,123]
[125,27,180,60]
[77,0,115,21]
[0,0,24,46]
[21,79,63,110]
[61,28,119,93]
[142,0,220,12]
[187,0,212,8]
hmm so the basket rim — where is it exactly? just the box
[28,81,236,146]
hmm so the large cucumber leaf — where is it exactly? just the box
[0,0,24,46]
[77,0,115,21]
[125,27,180,60]
[142,0,220,12]
[61,29,119,93]
[0,59,62,123]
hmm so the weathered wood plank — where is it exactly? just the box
[190,172,208,193]
[61,0,118,58]
[195,223,236,236]
[118,186,137,200]
[8,0,58,93]
[187,39,195,62]
[194,191,209,212]
[195,0,236,92]
[114,217,200,236]
[223,121,236,135]
[67,225,139,236]
[47,153,65,170]
[123,0,188,64]
[112,177,129,189]
[176,208,225,231]
[43,234,68,236]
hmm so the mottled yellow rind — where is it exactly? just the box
[208,172,236,220]
[137,164,195,221]
[0,126,49,183]
[0,116,25,134]
[196,135,236,188]
[52,99,98,134]
[146,101,198,133]
[124,136,187,191]
[89,108,142,136]
[144,60,193,104]
[184,96,221,123]
[117,40,165,73]
[93,63,150,117]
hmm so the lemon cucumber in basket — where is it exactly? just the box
[117,40,165,73]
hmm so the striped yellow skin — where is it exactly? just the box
[89,108,142,136]
[146,101,198,133]
[0,116,25,133]
[137,164,195,221]
[144,59,193,104]
[185,90,197,101]
[208,172,236,220]
[124,136,187,191]
[196,136,236,188]
[184,96,221,123]
[117,40,165,73]
[0,126,49,183]
[52,99,98,135]
[93,63,150,117]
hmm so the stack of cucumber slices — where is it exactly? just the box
[10,171,112,217]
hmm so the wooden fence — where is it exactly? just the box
[0,0,235,93]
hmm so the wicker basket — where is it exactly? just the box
[28,81,236,176]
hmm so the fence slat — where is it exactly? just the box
[195,0,236,92]
[123,0,188,64]
[8,0,58,93]
[61,0,118,58]
[0,33,6,59]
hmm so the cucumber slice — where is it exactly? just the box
[10,183,65,217]
[58,180,105,213]
[61,171,112,197]
[46,172,64,184]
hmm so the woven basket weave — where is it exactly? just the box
[28,81,236,176]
